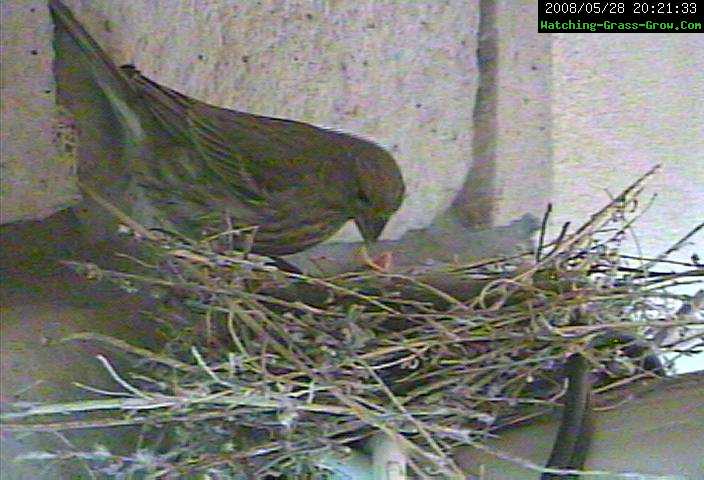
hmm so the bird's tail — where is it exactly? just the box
[49,0,138,120]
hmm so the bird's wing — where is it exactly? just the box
[123,68,272,206]
[123,68,337,205]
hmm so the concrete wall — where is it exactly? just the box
[0,0,79,223]
[551,33,704,257]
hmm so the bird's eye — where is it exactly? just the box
[357,188,371,205]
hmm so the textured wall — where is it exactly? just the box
[552,33,704,256]
[491,0,552,225]
[1,0,480,242]
[0,0,79,224]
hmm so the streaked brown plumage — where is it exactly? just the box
[50,0,404,255]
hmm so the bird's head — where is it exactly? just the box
[349,142,405,243]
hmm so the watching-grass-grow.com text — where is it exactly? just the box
[540,19,702,31]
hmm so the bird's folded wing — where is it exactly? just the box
[183,103,336,197]
[123,67,267,206]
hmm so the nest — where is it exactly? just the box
[3,166,703,479]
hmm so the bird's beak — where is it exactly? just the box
[355,215,387,243]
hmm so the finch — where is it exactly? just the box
[49,0,404,255]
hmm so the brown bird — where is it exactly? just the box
[50,0,404,255]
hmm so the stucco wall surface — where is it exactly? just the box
[552,33,703,256]
[0,1,79,224]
